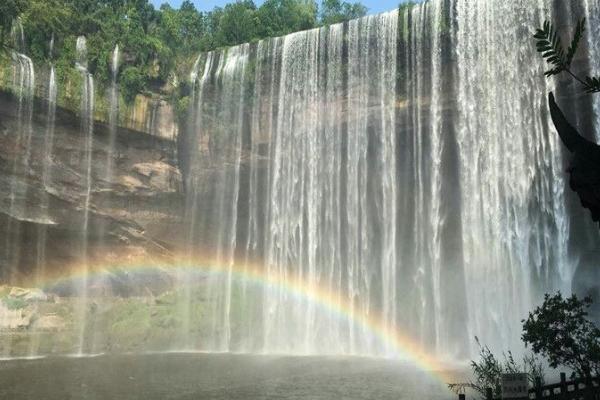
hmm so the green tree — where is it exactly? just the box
[158,1,204,54]
[256,0,317,37]
[215,1,259,46]
[2,0,371,107]
[9,0,70,60]
[319,0,367,26]
[120,65,144,102]
[522,292,600,379]
[0,0,28,52]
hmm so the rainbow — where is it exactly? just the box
[30,256,456,382]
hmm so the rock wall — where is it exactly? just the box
[0,90,184,281]
[0,59,179,142]
[125,95,178,142]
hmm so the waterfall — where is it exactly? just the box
[2,18,35,359]
[75,35,95,259]
[105,44,119,182]
[29,63,57,356]
[183,1,600,359]
[35,64,57,284]
[584,0,600,141]
[185,11,410,356]
[49,33,55,59]
[75,35,95,354]
[452,0,564,353]
[3,18,35,287]
[76,36,88,70]
[194,44,249,351]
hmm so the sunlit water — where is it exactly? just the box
[0,354,455,400]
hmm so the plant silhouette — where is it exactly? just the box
[533,19,600,226]
[534,19,600,93]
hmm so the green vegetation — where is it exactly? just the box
[450,293,600,398]
[448,338,545,398]
[522,292,600,380]
[0,0,371,106]
[2,296,27,310]
[0,290,210,356]
[534,19,600,93]
[320,0,366,25]
[0,1,27,50]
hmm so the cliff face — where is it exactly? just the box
[0,90,184,282]
[0,58,180,142]
[124,95,179,141]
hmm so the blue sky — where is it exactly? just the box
[150,0,404,15]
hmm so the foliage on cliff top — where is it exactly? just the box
[0,0,370,104]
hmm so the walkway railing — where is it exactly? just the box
[457,374,600,400]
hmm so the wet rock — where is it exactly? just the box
[119,175,146,191]
[0,303,33,330]
[0,91,184,279]
[33,314,66,331]
[132,161,181,193]
[9,287,48,302]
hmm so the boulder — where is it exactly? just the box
[8,287,48,302]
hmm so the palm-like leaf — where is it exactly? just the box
[566,18,586,66]
[534,20,567,77]
[534,18,600,95]
[584,77,600,94]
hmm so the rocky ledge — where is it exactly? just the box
[0,90,185,281]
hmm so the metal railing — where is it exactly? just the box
[457,374,600,400]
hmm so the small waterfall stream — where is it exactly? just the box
[34,63,57,284]
[4,18,35,284]
[584,0,600,142]
[75,35,95,354]
[105,45,119,182]
[2,18,35,359]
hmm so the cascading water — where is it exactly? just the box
[3,18,35,285]
[183,1,600,359]
[75,35,95,354]
[105,45,119,181]
[188,45,250,351]
[34,61,57,285]
[1,18,35,359]
[28,54,58,357]
[583,0,600,141]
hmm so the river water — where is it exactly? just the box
[0,353,455,399]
